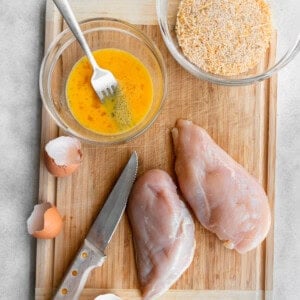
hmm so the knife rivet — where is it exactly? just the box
[71,269,78,276]
[81,251,88,259]
[61,288,68,295]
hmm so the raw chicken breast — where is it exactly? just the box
[128,169,195,300]
[172,119,271,254]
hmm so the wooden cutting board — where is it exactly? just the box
[35,0,277,299]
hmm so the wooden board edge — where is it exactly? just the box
[35,287,269,300]
[35,0,62,298]
[263,31,278,299]
[66,0,158,25]
[264,75,277,299]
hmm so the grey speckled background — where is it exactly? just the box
[0,1,299,299]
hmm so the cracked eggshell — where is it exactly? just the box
[44,136,82,177]
[27,202,63,239]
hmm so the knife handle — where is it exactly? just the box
[53,239,106,300]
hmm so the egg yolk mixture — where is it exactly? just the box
[66,48,153,135]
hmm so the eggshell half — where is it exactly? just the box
[44,136,83,177]
[94,294,122,300]
[27,203,63,239]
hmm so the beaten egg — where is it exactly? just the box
[66,48,153,135]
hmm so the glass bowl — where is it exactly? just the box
[40,18,167,145]
[156,0,300,85]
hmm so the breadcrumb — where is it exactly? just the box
[176,0,272,76]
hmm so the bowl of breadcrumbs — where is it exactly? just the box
[156,0,300,85]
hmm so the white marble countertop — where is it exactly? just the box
[0,1,299,299]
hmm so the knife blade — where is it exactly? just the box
[53,151,138,300]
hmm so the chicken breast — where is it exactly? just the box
[128,169,195,300]
[172,119,271,254]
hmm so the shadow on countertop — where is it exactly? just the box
[0,1,46,299]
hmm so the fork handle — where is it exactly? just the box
[53,0,98,69]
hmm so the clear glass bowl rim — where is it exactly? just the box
[39,17,167,145]
[156,0,300,86]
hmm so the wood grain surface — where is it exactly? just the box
[36,1,277,299]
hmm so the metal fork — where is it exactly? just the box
[53,0,118,102]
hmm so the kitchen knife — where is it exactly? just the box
[53,151,138,300]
